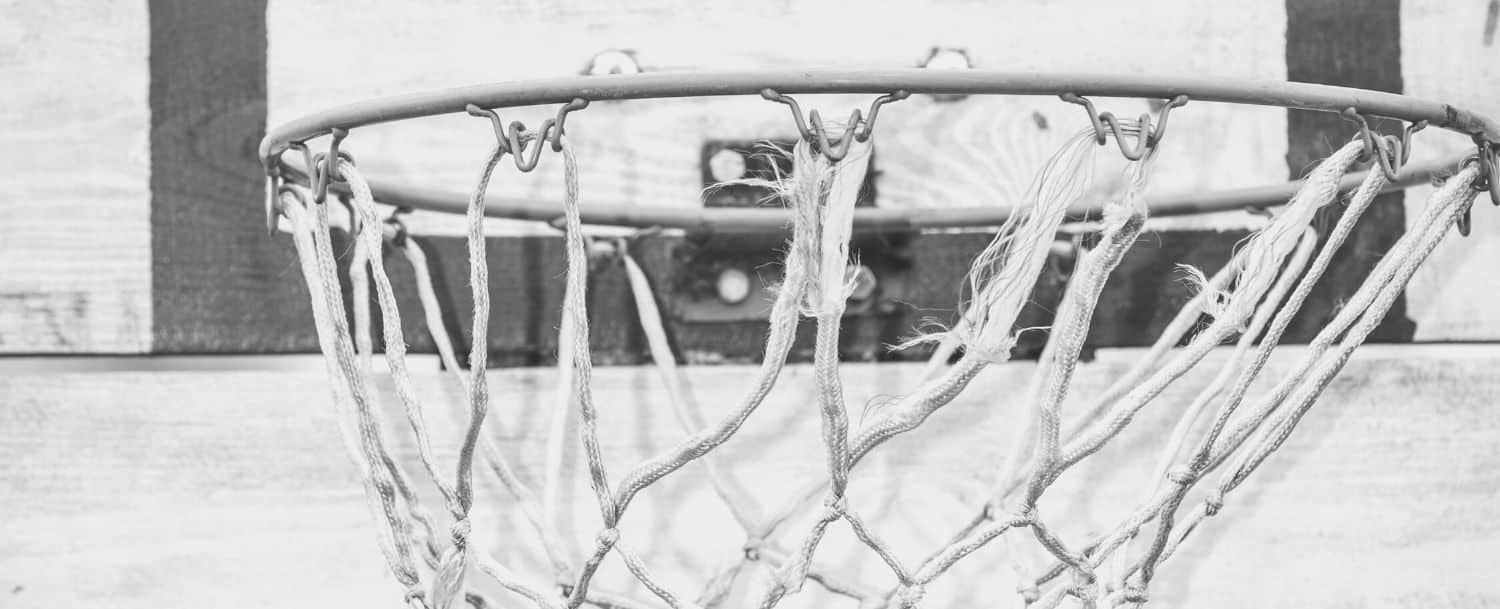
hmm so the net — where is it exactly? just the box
[276,109,1480,609]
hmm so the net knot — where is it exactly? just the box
[1120,584,1150,605]
[1017,582,1041,603]
[405,586,429,608]
[450,518,472,548]
[1203,492,1225,517]
[1166,466,1197,485]
[1015,505,1040,526]
[1070,584,1099,606]
[430,545,470,609]
[1069,566,1099,606]
[395,565,422,588]
[822,496,848,520]
[463,592,491,609]
[895,583,927,608]
[743,537,765,561]
[964,341,1013,365]
[596,527,621,549]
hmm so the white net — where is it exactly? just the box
[278,119,1480,609]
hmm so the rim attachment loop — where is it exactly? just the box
[1340,109,1423,182]
[266,128,352,234]
[465,98,591,172]
[289,128,351,204]
[760,89,911,163]
[1059,93,1189,162]
[1471,136,1499,207]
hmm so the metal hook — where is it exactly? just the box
[1401,120,1427,166]
[466,99,591,170]
[268,183,313,236]
[291,128,350,204]
[760,89,909,162]
[1340,109,1408,182]
[1059,93,1188,161]
[467,103,548,170]
[264,169,283,236]
[265,132,350,234]
[1454,138,1499,238]
[1096,112,1156,161]
[506,119,555,172]
[1060,93,1108,146]
[466,104,511,153]
[1471,136,1500,208]
[550,98,591,152]
[384,206,413,246]
[856,90,911,142]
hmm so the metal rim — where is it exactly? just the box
[275,151,1469,235]
[261,69,1500,233]
[261,69,1500,165]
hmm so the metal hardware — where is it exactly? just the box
[760,89,910,162]
[265,129,350,234]
[264,172,283,236]
[1456,137,1498,237]
[1471,136,1500,208]
[384,206,413,246]
[287,128,350,204]
[464,98,590,172]
[261,70,1500,167]
[1059,93,1188,161]
[1339,109,1422,181]
[260,70,1500,235]
[286,151,1472,235]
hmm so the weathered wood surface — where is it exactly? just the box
[257,0,1289,359]
[3,348,1498,608]
[267,0,1288,237]
[7,0,1499,353]
[1284,0,1414,342]
[0,1,151,352]
[148,0,321,353]
[1402,0,1500,341]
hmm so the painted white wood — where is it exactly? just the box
[0,1,151,352]
[267,0,1287,236]
[4,348,1498,608]
[1401,0,1500,341]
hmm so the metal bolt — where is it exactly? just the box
[715,267,752,305]
[707,148,748,182]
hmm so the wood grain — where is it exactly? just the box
[1402,0,1500,341]
[1284,0,1412,343]
[0,1,151,353]
[2,348,1498,608]
[266,0,1288,237]
[147,0,325,353]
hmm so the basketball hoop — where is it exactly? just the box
[261,69,1498,609]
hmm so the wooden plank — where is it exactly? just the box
[0,1,151,353]
[2,348,1498,607]
[148,0,318,352]
[1284,0,1412,342]
[1401,0,1500,341]
[266,0,1288,238]
[248,0,1296,360]
[342,229,1268,366]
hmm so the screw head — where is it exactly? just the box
[715,267,752,305]
[707,148,748,182]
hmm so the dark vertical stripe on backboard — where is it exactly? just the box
[149,0,318,352]
[1284,0,1413,341]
